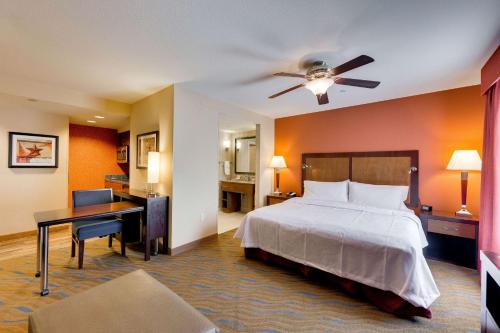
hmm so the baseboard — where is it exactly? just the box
[168,233,218,256]
[0,225,70,242]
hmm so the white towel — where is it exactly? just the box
[223,161,230,176]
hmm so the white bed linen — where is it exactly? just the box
[234,198,440,308]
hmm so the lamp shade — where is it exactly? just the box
[446,150,482,171]
[305,78,334,96]
[270,155,287,169]
[147,151,160,184]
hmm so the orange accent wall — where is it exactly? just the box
[275,85,484,214]
[68,124,124,206]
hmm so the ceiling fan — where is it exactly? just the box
[269,55,380,105]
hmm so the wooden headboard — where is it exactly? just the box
[301,150,419,207]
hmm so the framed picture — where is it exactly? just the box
[117,145,128,164]
[136,131,159,169]
[8,132,59,168]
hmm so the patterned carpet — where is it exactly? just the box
[0,230,480,332]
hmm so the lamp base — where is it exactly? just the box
[455,207,472,217]
[147,183,158,197]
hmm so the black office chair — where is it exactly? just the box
[71,189,125,269]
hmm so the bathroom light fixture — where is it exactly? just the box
[305,78,334,96]
[236,141,242,150]
[223,140,230,151]
[87,120,96,123]
[94,115,105,119]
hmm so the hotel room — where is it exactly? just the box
[0,1,499,332]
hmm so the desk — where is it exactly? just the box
[34,201,144,296]
[113,190,169,260]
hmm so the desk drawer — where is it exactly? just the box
[428,219,475,239]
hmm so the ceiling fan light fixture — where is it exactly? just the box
[305,78,334,96]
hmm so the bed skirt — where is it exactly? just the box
[244,247,432,319]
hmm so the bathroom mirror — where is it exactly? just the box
[235,136,256,174]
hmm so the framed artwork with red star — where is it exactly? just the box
[8,132,59,168]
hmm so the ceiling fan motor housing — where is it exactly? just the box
[306,61,332,81]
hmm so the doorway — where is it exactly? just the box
[217,115,258,234]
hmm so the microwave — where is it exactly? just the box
[117,145,128,164]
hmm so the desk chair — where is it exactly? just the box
[71,189,125,269]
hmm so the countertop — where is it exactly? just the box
[220,179,255,185]
[105,175,129,185]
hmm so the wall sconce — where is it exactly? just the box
[223,140,230,151]
[236,141,242,151]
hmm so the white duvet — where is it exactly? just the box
[234,198,440,308]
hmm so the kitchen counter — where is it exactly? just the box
[105,175,129,192]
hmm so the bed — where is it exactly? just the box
[234,150,440,318]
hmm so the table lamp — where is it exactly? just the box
[446,149,482,216]
[270,155,287,194]
[147,151,160,197]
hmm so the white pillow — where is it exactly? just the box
[303,180,349,202]
[348,181,409,210]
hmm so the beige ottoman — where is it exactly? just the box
[29,269,219,333]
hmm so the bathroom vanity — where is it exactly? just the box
[219,134,256,214]
[220,180,255,213]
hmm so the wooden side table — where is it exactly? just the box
[419,210,479,269]
[266,194,297,206]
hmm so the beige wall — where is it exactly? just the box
[129,86,174,196]
[0,106,69,236]
[0,83,273,249]
[172,85,274,249]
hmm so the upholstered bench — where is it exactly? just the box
[29,269,219,333]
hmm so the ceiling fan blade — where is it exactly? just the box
[268,84,305,99]
[317,92,329,105]
[331,55,374,76]
[335,77,380,88]
[273,72,306,78]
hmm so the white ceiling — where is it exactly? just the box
[0,92,130,129]
[0,0,499,121]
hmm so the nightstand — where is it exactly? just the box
[266,194,296,206]
[419,210,479,269]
